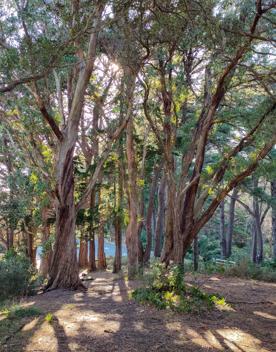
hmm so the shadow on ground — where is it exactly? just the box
[1,272,275,352]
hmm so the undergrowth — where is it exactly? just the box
[186,258,276,282]
[132,263,226,313]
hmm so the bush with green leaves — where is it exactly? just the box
[224,258,276,282]
[132,263,223,313]
[0,250,40,301]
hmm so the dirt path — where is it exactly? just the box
[1,272,276,352]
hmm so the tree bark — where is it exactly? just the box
[193,235,199,271]
[79,238,88,268]
[113,160,123,273]
[252,182,263,264]
[45,5,104,290]
[27,228,36,267]
[219,200,226,259]
[226,188,238,258]
[97,189,106,270]
[89,190,97,271]
[271,180,276,259]
[40,208,52,277]
[46,160,81,289]
[143,165,160,264]
[154,173,165,257]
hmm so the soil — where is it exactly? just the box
[1,272,275,352]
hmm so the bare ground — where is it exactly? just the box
[1,272,275,352]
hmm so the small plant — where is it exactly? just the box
[45,312,54,323]
[132,263,224,313]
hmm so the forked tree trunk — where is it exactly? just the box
[46,144,83,290]
[226,188,238,258]
[154,174,165,257]
[271,181,276,259]
[44,4,103,290]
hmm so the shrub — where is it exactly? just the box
[132,263,224,313]
[0,250,41,301]
[2,304,41,319]
[224,258,276,282]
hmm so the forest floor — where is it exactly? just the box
[1,271,275,352]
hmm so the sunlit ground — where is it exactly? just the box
[1,273,275,352]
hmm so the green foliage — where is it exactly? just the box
[188,257,276,282]
[44,313,54,323]
[224,259,276,282]
[0,251,41,301]
[1,305,41,320]
[132,263,223,313]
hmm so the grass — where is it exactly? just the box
[2,305,42,319]
[0,302,42,345]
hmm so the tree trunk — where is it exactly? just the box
[219,200,226,259]
[125,112,139,278]
[252,178,263,263]
[40,208,52,278]
[46,145,82,290]
[79,238,88,268]
[97,189,106,270]
[27,230,36,267]
[161,179,176,264]
[7,228,14,250]
[271,181,276,259]
[226,188,238,258]
[193,235,199,271]
[113,215,122,273]
[89,190,97,271]
[251,221,257,263]
[113,160,123,273]
[124,70,139,279]
[143,165,160,264]
[154,174,165,257]
[97,225,106,269]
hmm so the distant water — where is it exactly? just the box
[36,239,128,268]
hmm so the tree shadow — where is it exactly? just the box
[3,272,275,352]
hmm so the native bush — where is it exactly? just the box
[0,250,40,301]
[132,263,225,313]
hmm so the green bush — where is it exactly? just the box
[132,263,223,313]
[1,304,41,319]
[188,257,276,282]
[224,258,276,282]
[0,250,40,301]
